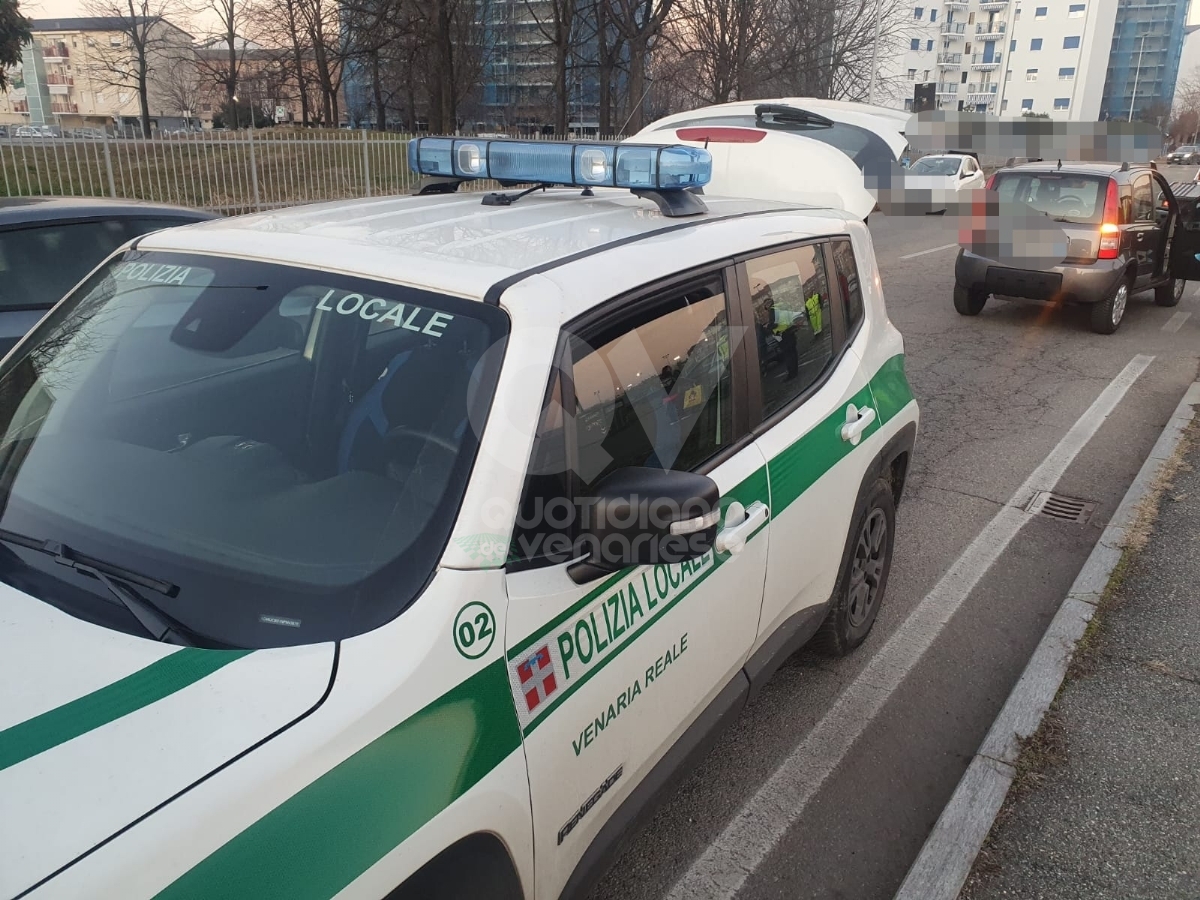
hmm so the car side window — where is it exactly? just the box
[1132,175,1154,222]
[831,239,865,335]
[571,275,735,494]
[747,243,835,419]
[509,275,736,567]
[0,220,128,310]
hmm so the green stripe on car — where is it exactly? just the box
[0,648,251,772]
[152,657,522,900]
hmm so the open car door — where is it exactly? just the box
[1166,181,1200,281]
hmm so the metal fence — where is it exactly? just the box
[0,130,627,214]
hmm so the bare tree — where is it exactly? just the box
[608,0,677,132]
[83,0,190,136]
[248,0,315,124]
[519,0,576,133]
[188,0,251,108]
[158,48,203,124]
[295,0,344,125]
[656,0,777,106]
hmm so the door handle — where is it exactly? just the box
[715,501,769,555]
[841,404,877,446]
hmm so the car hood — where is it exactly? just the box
[0,584,336,898]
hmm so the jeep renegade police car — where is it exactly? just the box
[0,138,918,900]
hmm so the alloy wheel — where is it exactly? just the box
[848,509,888,628]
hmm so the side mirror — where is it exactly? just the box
[568,467,720,584]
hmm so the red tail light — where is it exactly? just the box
[676,126,766,144]
[986,172,998,191]
[1098,177,1120,260]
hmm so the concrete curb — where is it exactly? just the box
[892,380,1200,900]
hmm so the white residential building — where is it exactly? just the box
[881,0,1118,120]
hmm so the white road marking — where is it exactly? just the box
[667,354,1155,900]
[1162,311,1191,333]
[899,243,959,260]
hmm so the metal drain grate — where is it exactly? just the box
[1026,491,1096,524]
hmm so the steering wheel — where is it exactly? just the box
[383,426,461,456]
[1055,195,1084,216]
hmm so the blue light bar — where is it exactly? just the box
[407,137,712,191]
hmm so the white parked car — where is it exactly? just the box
[0,137,918,900]
[903,152,988,213]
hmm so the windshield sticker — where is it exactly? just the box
[113,262,205,286]
[315,289,455,337]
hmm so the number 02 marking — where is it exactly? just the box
[453,602,496,659]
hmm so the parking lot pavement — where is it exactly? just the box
[591,208,1200,900]
[961,422,1200,900]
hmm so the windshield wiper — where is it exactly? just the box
[0,528,192,645]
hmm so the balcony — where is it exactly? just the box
[978,0,1009,8]
[41,44,69,59]
[970,52,1002,69]
[48,82,71,94]
[50,102,79,114]
[944,0,968,7]
[12,100,29,112]
[936,83,960,95]
[941,22,966,37]
[937,52,963,67]
[966,84,999,102]
[975,21,1007,39]
[45,74,73,85]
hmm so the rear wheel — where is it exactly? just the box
[1155,277,1186,307]
[1090,275,1131,334]
[953,283,987,315]
[814,478,895,657]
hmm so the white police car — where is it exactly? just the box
[0,138,918,900]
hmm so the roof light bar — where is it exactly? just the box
[407,137,713,191]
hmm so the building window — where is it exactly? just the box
[1030,38,1042,50]
[1068,3,1085,16]
[1054,97,1070,110]
[1063,36,1080,49]
[1022,98,1034,110]
[962,71,969,83]
[905,98,914,111]
[1035,6,1047,17]
[1006,70,1013,80]
[915,6,924,17]
[911,38,920,50]
[1027,68,1038,81]
[109,36,122,47]
[1002,99,1009,111]
[927,39,934,50]
[1011,39,1017,51]
[930,9,937,21]
[908,68,917,78]
[924,69,931,79]
[1059,67,1075,79]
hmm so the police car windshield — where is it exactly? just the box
[0,250,508,648]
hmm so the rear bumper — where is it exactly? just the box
[955,250,1126,304]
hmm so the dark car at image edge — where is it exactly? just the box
[0,197,216,356]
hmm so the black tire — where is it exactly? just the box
[814,478,896,657]
[1155,277,1186,307]
[953,283,987,316]
[1090,274,1131,334]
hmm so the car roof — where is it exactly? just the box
[0,197,216,227]
[998,161,1152,177]
[139,189,850,305]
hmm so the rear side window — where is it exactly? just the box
[991,172,1107,224]
[831,240,865,333]
[747,243,834,419]
[0,220,128,309]
[1131,175,1154,222]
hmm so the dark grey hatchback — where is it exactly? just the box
[953,161,1184,334]
[0,198,215,356]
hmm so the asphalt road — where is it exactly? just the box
[588,165,1200,900]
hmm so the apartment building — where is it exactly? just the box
[1100,0,1189,122]
[890,0,1119,120]
[0,17,195,133]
